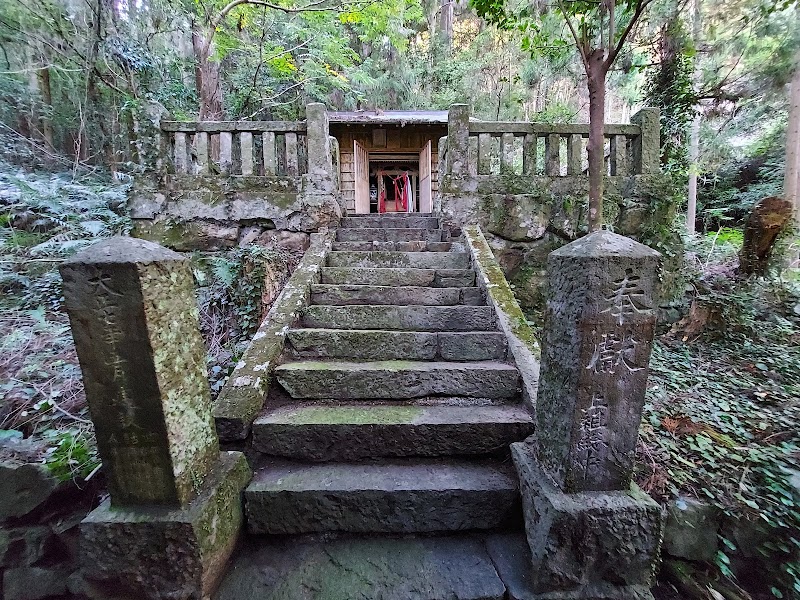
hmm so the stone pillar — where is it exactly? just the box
[60,237,251,600]
[511,230,664,600]
[447,104,470,177]
[632,108,660,174]
[306,102,332,179]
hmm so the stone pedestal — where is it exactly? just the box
[514,230,663,599]
[513,443,661,600]
[60,237,251,600]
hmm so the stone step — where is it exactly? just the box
[245,459,520,534]
[214,535,511,600]
[340,216,440,229]
[286,329,508,361]
[301,305,496,331]
[309,284,482,306]
[336,227,444,242]
[327,251,469,270]
[332,240,454,252]
[252,404,534,461]
[320,267,476,287]
[275,360,519,399]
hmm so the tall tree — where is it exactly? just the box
[474,0,656,231]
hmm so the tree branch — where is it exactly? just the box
[606,0,653,68]
[558,0,589,71]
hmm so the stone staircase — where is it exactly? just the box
[244,214,535,536]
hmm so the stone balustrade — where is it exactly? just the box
[445,104,660,179]
[161,120,309,177]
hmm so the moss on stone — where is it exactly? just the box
[280,406,423,425]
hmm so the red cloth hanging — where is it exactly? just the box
[390,173,409,212]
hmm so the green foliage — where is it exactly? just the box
[643,15,695,174]
[639,274,800,597]
[43,428,100,482]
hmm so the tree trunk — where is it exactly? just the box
[586,50,607,232]
[37,67,54,149]
[438,0,453,51]
[784,47,800,227]
[686,0,702,234]
[738,196,793,276]
[192,26,224,121]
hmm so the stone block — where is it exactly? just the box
[275,360,520,399]
[663,496,720,562]
[3,566,70,600]
[0,462,59,521]
[80,452,251,600]
[132,218,239,251]
[246,459,520,534]
[536,230,660,492]
[512,442,663,596]
[61,238,220,508]
[302,304,495,332]
[252,404,534,461]
[212,232,331,441]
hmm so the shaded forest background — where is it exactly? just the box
[0,1,799,598]
[0,0,797,230]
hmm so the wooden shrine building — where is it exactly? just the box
[328,110,446,215]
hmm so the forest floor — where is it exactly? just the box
[1,160,798,598]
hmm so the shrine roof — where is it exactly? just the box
[328,110,449,125]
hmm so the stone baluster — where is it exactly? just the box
[263,131,276,175]
[195,132,209,174]
[511,230,664,599]
[468,135,479,177]
[59,237,250,599]
[306,103,332,179]
[240,131,254,175]
[500,133,515,174]
[566,133,583,175]
[610,134,628,176]
[545,133,561,176]
[173,132,187,174]
[285,132,299,176]
[522,133,537,176]
[631,107,660,174]
[447,104,470,177]
[219,131,233,174]
[478,133,492,175]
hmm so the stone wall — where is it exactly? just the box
[0,458,101,599]
[436,105,682,315]
[130,103,342,252]
[439,172,682,313]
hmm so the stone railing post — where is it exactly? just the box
[306,102,332,179]
[631,107,660,174]
[511,230,664,599]
[447,104,470,177]
[59,237,251,600]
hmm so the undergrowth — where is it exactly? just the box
[637,231,800,599]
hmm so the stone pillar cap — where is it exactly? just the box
[551,230,661,259]
[63,236,185,266]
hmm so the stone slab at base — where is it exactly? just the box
[79,451,251,600]
[511,442,663,597]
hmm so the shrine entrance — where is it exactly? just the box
[328,110,445,215]
[353,141,432,214]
